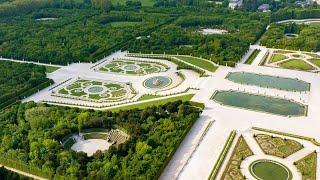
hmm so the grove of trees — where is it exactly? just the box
[0,100,201,179]
[260,23,320,52]
[0,8,171,65]
[0,61,52,109]
[128,12,268,65]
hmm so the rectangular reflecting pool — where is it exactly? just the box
[226,72,310,92]
[211,90,307,116]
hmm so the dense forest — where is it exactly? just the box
[0,1,319,65]
[0,9,172,65]
[128,12,268,65]
[260,23,320,52]
[0,61,52,109]
[0,101,200,179]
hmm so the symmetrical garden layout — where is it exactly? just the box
[264,50,320,72]
[10,48,320,180]
[217,130,318,180]
[98,59,168,75]
[54,78,136,102]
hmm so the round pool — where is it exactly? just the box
[122,65,140,71]
[87,86,105,94]
[143,76,172,89]
[249,159,292,180]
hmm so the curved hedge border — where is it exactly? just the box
[208,130,237,180]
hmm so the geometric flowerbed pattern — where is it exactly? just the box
[54,78,136,102]
[254,134,304,158]
[220,132,317,180]
[265,50,320,72]
[221,136,253,179]
[99,59,168,75]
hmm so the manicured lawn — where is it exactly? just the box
[309,58,320,68]
[245,49,260,64]
[279,59,314,71]
[108,94,195,112]
[172,55,218,72]
[250,160,292,180]
[83,132,107,140]
[139,94,162,101]
[221,136,253,179]
[295,152,317,180]
[255,134,303,158]
[269,54,287,63]
[44,66,60,73]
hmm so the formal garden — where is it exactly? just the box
[54,78,136,102]
[143,76,172,89]
[217,131,318,180]
[221,136,253,179]
[295,152,317,180]
[211,90,307,116]
[254,134,303,158]
[98,59,168,75]
[264,50,320,72]
[226,72,310,92]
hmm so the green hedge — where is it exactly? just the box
[208,131,237,180]
[0,79,53,110]
[154,112,200,179]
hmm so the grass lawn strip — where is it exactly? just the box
[245,49,261,64]
[44,66,60,73]
[294,152,317,180]
[270,54,287,63]
[279,59,315,71]
[208,131,237,180]
[83,132,108,140]
[308,58,320,68]
[138,94,162,101]
[108,94,195,112]
[172,55,218,72]
[254,134,303,158]
[221,135,253,179]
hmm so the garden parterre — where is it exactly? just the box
[99,59,168,75]
[54,78,136,102]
